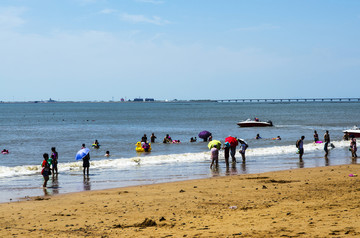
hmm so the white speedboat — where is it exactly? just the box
[237,119,273,127]
[343,126,360,138]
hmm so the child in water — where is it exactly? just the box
[41,153,51,187]
[93,140,100,149]
[105,151,110,157]
[143,142,150,152]
[210,146,219,169]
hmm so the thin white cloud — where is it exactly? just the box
[99,8,118,14]
[149,33,166,41]
[121,13,170,25]
[134,0,164,4]
[1,27,357,101]
[0,6,27,29]
[235,24,280,32]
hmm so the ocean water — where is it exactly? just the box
[0,101,359,202]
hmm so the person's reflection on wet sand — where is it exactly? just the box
[352,157,357,164]
[325,157,330,167]
[51,174,59,195]
[43,187,49,196]
[298,160,304,169]
[241,162,247,173]
[226,163,238,176]
[83,176,91,191]
[211,167,220,177]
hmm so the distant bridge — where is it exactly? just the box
[217,98,360,103]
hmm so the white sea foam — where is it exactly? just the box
[0,140,350,178]
[0,152,210,178]
[247,140,349,157]
[0,165,40,178]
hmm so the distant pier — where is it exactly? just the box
[217,98,360,103]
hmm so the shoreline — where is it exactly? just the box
[0,139,352,204]
[1,164,360,237]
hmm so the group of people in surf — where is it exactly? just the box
[41,147,59,187]
[296,130,357,162]
[210,138,248,169]
[40,130,358,187]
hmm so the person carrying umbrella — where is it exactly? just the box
[199,131,212,142]
[75,144,91,176]
[225,136,238,163]
[82,144,90,176]
[210,146,219,169]
[208,140,221,169]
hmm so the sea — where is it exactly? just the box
[0,101,359,203]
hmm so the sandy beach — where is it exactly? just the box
[1,164,360,237]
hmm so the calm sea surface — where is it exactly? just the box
[0,102,359,202]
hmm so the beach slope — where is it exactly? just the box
[1,164,360,237]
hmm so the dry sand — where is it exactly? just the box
[1,164,360,237]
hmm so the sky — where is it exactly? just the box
[0,0,360,101]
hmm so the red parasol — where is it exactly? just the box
[225,136,238,147]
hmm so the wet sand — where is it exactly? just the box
[1,164,360,237]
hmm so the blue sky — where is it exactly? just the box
[1,0,359,101]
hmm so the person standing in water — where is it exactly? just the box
[296,136,305,161]
[324,130,330,157]
[223,142,230,167]
[313,130,319,142]
[150,133,156,143]
[238,139,248,162]
[50,147,58,175]
[82,144,90,176]
[350,136,357,158]
[230,138,238,163]
[41,153,51,187]
[210,146,219,169]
